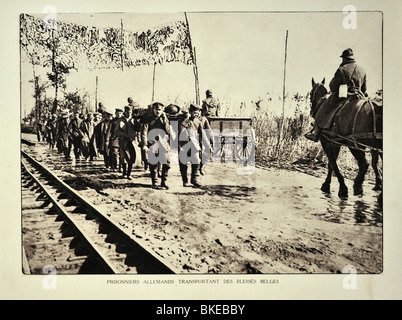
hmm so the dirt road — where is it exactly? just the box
[21,134,382,274]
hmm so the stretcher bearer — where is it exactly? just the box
[141,102,171,189]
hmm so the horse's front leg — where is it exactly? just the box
[371,151,383,191]
[349,148,369,196]
[322,140,347,197]
[321,163,332,193]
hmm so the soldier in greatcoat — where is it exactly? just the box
[45,114,57,149]
[114,106,137,180]
[55,112,72,160]
[305,48,367,142]
[98,109,114,169]
[108,108,123,172]
[178,104,204,187]
[80,112,96,161]
[68,111,83,160]
[141,102,171,189]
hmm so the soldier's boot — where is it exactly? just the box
[180,164,189,187]
[151,170,159,189]
[191,164,201,188]
[305,126,322,142]
[127,163,133,180]
[121,164,127,178]
[157,163,162,178]
[160,165,170,190]
[199,163,205,176]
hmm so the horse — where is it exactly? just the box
[309,78,382,198]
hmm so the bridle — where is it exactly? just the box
[310,83,328,117]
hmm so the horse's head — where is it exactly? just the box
[310,78,328,117]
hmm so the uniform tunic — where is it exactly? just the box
[114,116,137,165]
[202,96,220,117]
[141,112,171,184]
[315,59,367,129]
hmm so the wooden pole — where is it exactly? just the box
[275,30,289,158]
[193,47,200,105]
[120,18,124,71]
[184,12,200,104]
[152,62,156,102]
[95,75,98,112]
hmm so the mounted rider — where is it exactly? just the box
[305,48,367,142]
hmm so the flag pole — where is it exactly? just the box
[120,18,124,71]
[275,30,289,158]
[95,75,98,113]
[152,62,156,102]
[193,47,200,105]
[184,12,200,104]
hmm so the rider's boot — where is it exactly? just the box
[305,126,322,142]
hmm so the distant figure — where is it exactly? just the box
[305,48,367,142]
[127,96,139,108]
[97,102,106,114]
[202,89,220,117]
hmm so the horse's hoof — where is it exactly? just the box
[372,184,382,191]
[353,185,363,196]
[321,183,330,193]
[338,188,348,198]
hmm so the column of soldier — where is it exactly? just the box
[38,90,220,190]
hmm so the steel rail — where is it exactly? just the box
[21,150,178,274]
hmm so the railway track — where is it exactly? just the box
[21,150,177,275]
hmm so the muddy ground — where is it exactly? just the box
[21,133,382,274]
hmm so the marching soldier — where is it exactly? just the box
[178,104,203,188]
[114,106,137,180]
[141,102,171,189]
[68,111,83,161]
[129,96,150,169]
[45,114,57,149]
[98,109,114,169]
[80,112,96,161]
[108,108,123,172]
[55,111,72,160]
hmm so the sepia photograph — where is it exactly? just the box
[19,9,383,275]
[1,0,401,301]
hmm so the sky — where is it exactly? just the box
[21,11,383,117]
